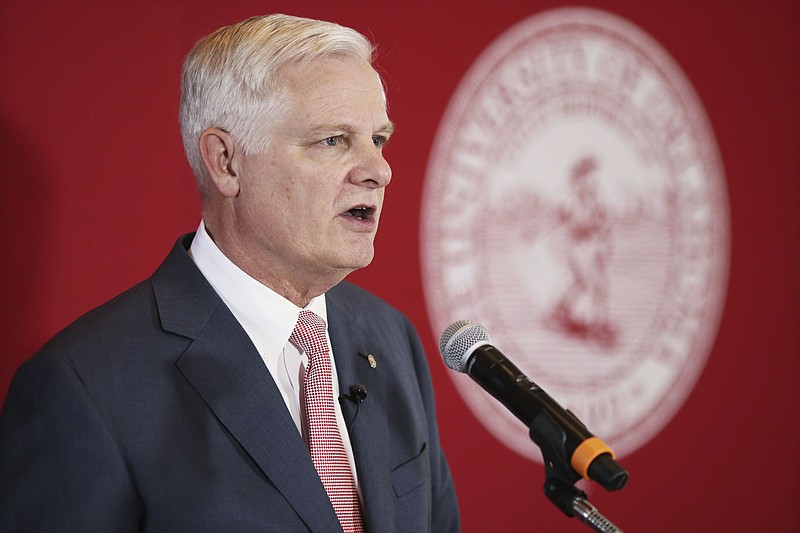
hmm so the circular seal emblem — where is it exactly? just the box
[421,7,729,461]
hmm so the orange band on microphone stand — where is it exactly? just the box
[571,437,615,480]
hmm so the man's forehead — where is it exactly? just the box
[280,55,380,86]
[275,60,390,129]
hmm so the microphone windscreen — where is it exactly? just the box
[439,321,491,372]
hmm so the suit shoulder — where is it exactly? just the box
[52,279,155,338]
[34,278,170,367]
[37,234,205,358]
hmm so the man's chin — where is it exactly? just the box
[335,248,375,275]
[347,255,375,273]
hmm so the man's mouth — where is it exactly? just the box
[345,206,376,220]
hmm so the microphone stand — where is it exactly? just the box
[529,410,626,532]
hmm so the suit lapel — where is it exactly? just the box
[151,236,342,532]
[327,291,394,533]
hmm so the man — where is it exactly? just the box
[0,14,460,532]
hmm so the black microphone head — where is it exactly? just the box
[439,321,492,373]
[349,384,367,403]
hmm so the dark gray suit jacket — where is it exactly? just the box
[0,234,459,532]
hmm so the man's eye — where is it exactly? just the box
[322,136,341,147]
[372,135,388,148]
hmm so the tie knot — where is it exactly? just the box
[290,310,329,359]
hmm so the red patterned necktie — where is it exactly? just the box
[290,310,364,533]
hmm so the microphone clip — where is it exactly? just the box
[531,410,627,531]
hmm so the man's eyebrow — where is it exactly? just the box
[378,122,395,136]
[309,122,395,136]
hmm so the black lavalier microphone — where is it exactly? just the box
[339,384,367,405]
[339,384,368,431]
[348,384,368,403]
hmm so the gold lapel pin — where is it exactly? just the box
[367,354,377,368]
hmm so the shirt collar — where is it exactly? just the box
[188,221,328,359]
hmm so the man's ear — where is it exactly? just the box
[199,128,240,197]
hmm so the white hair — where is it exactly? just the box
[179,13,376,191]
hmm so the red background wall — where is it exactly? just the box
[1,1,798,531]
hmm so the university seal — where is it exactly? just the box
[421,7,729,460]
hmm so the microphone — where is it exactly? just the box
[348,384,367,403]
[439,320,628,491]
[340,384,367,404]
[339,384,367,432]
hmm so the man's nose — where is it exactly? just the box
[349,141,392,188]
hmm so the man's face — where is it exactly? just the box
[233,56,393,292]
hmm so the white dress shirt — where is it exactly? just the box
[188,221,360,490]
